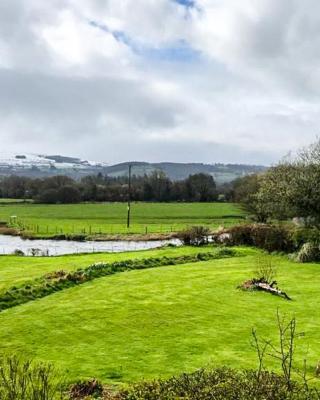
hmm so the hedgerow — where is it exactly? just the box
[0,248,236,312]
[115,368,320,400]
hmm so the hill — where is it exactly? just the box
[106,161,266,183]
[0,153,266,183]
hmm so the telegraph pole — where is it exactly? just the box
[127,164,132,229]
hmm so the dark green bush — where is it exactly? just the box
[218,224,295,253]
[119,368,318,400]
[291,227,320,248]
[13,249,25,256]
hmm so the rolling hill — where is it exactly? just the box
[0,153,266,183]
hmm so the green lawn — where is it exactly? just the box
[0,246,226,292]
[0,248,318,385]
[0,202,245,236]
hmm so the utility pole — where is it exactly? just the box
[127,164,132,229]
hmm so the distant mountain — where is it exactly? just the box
[0,153,107,179]
[104,162,266,183]
[0,153,267,184]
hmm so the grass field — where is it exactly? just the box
[0,202,245,236]
[0,246,226,292]
[0,247,319,385]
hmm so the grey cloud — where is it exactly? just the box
[0,68,185,144]
[0,0,319,164]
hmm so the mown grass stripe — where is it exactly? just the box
[0,248,237,312]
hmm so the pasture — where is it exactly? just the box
[0,246,218,291]
[0,247,319,385]
[0,202,245,237]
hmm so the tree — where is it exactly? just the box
[252,139,320,226]
[185,173,217,202]
[57,185,81,203]
[37,188,59,204]
[143,171,172,201]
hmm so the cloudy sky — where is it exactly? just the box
[0,0,319,165]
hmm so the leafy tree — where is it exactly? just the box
[185,173,217,202]
[37,188,59,204]
[254,140,320,226]
[231,174,267,221]
[57,185,81,203]
[143,171,172,201]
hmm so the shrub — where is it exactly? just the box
[178,226,210,246]
[217,224,295,253]
[57,185,81,204]
[291,227,320,248]
[0,355,63,400]
[254,257,277,284]
[119,368,316,400]
[37,188,59,204]
[69,379,103,399]
[295,242,320,263]
[13,249,25,256]
[31,248,42,256]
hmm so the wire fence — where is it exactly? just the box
[6,216,244,237]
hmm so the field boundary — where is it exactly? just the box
[0,248,237,312]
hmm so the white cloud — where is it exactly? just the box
[0,0,319,164]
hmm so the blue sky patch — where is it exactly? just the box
[173,0,195,7]
[139,41,200,63]
[89,20,200,63]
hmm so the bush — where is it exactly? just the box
[57,185,81,204]
[69,379,103,399]
[178,226,210,246]
[295,242,320,263]
[291,227,320,248]
[0,355,63,400]
[254,257,277,283]
[13,249,25,256]
[37,188,59,204]
[216,224,295,253]
[119,368,316,400]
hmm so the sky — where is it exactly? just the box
[0,0,319,165]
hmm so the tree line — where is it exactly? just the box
[4,139,317,212]
[231,139,320,228]
[0,171,218,203]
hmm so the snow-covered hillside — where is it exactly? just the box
[0,153,266,182]
[0,153,108,178]
[0,153,106,169]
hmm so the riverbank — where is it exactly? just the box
[0,225,179,242]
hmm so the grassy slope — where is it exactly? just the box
[0,246,224,291]
[0,250,318,384]
[0,202,245,236]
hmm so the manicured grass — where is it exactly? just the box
[0,202,245,236]
[0,248,236,312]
[0,246,228,292]
[0,249,318,385]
